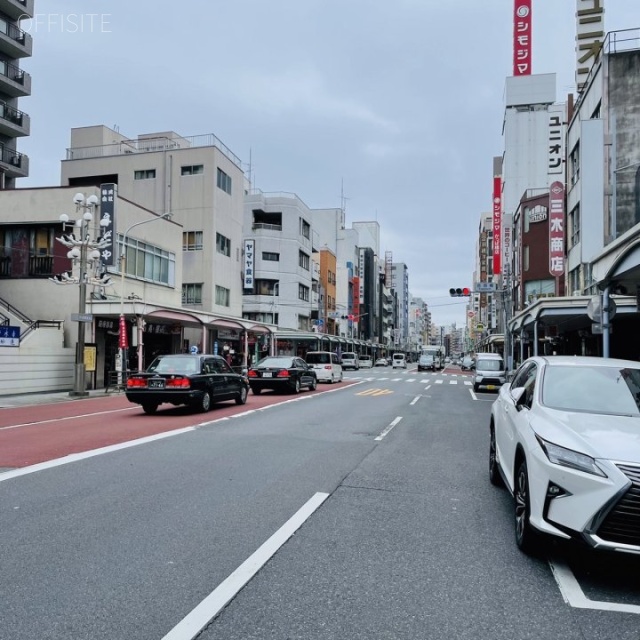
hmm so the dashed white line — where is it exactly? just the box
[410,396,420,405]
[375,416,403,441]
[162,492,330,640]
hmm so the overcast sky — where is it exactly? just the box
[19,1,639,327]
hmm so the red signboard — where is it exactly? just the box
[549,181,565,278]
[492,176,502,276]
[352,276,360,318]
[118,314,129,349]
[513,0,532,76]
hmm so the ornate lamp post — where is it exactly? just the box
[51,193,113,396]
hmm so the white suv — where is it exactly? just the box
[305,351,343,383]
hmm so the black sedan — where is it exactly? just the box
[247,356,317,394]
[125,354,249,414]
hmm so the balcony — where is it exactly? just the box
[0,254,53,278]
[0,60,30,97]
[0,20,32,58]
[0,0,34,21]
[0,101,29,136]
[0,145,28,177]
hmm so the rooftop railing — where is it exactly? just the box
[66,133,242,168]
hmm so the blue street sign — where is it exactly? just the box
[190,345,199,355]
[0,325,20,347]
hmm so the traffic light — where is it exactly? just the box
[449,287,471,297]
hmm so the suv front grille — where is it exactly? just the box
[596,464,640,546]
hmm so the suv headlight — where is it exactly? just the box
[536,437,606,477]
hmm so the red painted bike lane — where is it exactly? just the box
[0,382,357,469]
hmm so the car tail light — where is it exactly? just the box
[166,377,190,388]
[247,370,258,378]
[127,377,147,389]
[324,365,332,369]
[277,370,290,377]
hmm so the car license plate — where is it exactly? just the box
[262,372,272,378]
[486,384,496,390]
[148,379,165,389]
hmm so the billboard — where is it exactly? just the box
[513,0,532,76]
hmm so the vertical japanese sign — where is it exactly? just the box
[549,181,565,278]
[502,215,512,280]
[99,183,116,266]
[243,240,254,289]
[548,109,565,176]
[358,248,365,304]
[513,0,532,76]
[576,0,605,92]
[352,276,360,318]
[492,176,502,276]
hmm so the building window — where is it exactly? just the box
[183,231,203,251]
[181,164,204,176]
[262,251,279,261]
[569,204,580,247]
[299,217,310,239]
[134,169,156,180]
[216,168,232,194]
[299,283,310,301]
[215,285,230,307]
[182,283,202,305]
[119,234,175,286]
[299,250,310,270]
[216,232,231,257]
[254,279,279,295]
[523,245,529,272]
[569,142,580,187]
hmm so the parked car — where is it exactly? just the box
[125,354,249,414]
[341,352,360,370]
[359,356,373,369]
[374,358,388,367]
[305,351,343,383]
[490,355,640,556]
[473,352,506,392]
[392,353,407,369]
[417,354,435,372]
[461,356,475,371]
[247,355,317,394]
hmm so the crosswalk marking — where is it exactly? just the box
[435,379,443,384]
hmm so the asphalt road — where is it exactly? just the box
[1,366,639,639]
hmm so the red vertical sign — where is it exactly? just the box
[493,176,502,276]
[119,315,129,349]
[549,181,565,278]
[513,0,532,76]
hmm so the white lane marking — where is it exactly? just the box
[449,380,457,385]
[410,396,420,406]
[463,381,472,386]
[425,385,432,391]
[549,559,640,614]
[406,378,416,382]
[375,416,402,441]
[0,406,138,432]
[0,428,195,482]
[470,389,478,400]
[391,378,402,382]
[162,492,330,640]
[435,380,443,385]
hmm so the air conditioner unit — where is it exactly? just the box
[10,155,20,166]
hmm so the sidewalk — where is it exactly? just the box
[0,388,122,408]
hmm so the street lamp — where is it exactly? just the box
[51,193,113,396]
[119,213,172,381]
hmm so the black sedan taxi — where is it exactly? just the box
[126,354,249,414]
[247,355,317,394]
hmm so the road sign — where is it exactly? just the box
[475,282,496,293]
[190,345,199,354]
[467,311,476,318]
[71,313,93,323]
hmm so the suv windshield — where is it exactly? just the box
[542,365,640,415]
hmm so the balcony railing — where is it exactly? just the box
[251,222,282,231]
[0,144,28,173]
[0,254,54,277]
[0,60,30,95]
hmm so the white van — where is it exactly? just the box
[473,352,506,392]
[392,353,407,369]
[341,352,360,370]
[305,351,343,383]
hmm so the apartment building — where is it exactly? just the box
[0,0,32,188]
